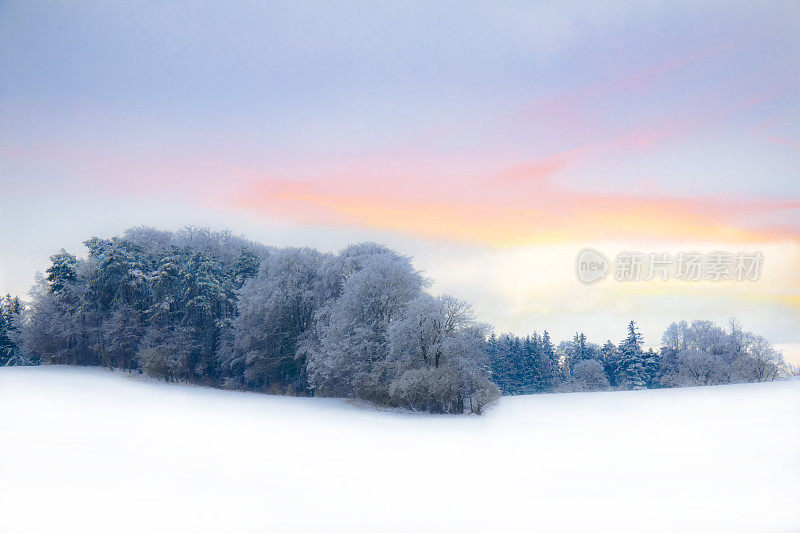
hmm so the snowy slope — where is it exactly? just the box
[1,367,798,533]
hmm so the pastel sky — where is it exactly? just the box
[1,1,799,347]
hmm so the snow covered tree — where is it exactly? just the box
[23,227,269,381]
[598,340,621,387]
[0,294,32,366]
[489,330,558,395]
[388,295,475,369]
[21,274,84,364]
[672,349,727,386]
[658,320,689,384]
[487,333,506,390]
[642,348,661,388]
[567,359,610,392]
[618,321,646,390]
[225,248,325,393]
[181,251,236,381]
[558,333,598,379]
[303,251,426,399]
[147,246,189,326]
[489,334,519,394]
[520,334,545,393]
[571,332,596,367]
[386,294,498,413]
[730,332,784,383]
[233,247,261,289]
[539,331,558,388]
[45,249,78,293]
[137,324,195,382]
[657,319,782,387]
[101,303,144,371]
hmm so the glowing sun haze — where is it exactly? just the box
[1,1,799,345]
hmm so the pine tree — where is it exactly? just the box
[600,340,620,387]
[519,335,538,394]
[508,335,524,392]
[233,247,261,289]
[0,294,22,365]
[541,330,558,390]
[487,333,504,391]
[45,249,78,293]
[618,321,646,390]
[84,237,113,258]
[488,334,514,394]
[528,332,549,392]
[642,348,661,388]
[148,246,189,325]
[565,332,592,375]
[182,251,233,380]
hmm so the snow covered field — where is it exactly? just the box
[1,367,798,533]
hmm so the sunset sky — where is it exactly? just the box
[1,1,799,346]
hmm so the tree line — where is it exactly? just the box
[3,227,498,414]
[489,319,785,394]
[0,227,788,413]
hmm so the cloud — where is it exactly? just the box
[229,161,800,246]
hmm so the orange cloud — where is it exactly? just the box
[232,174,800,246]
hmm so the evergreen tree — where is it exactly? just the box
[527,332,554,393]
[488,333,511,393]
[519,335,539,394]
[45,249,78,293]
[182,251,234,381]
[233,247,261,289]
[618,321,646,390]
[600,340,620,387]
[0,294,25,365]
[541,330,558,389]
[642,348,661,388]
[489,333,548,395]
[507,335,523,392]
[147,246,189,326]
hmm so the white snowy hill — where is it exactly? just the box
[1,366,798,533]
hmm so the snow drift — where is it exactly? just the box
[1,366,798,532]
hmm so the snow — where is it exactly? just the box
[1,367,798,533]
